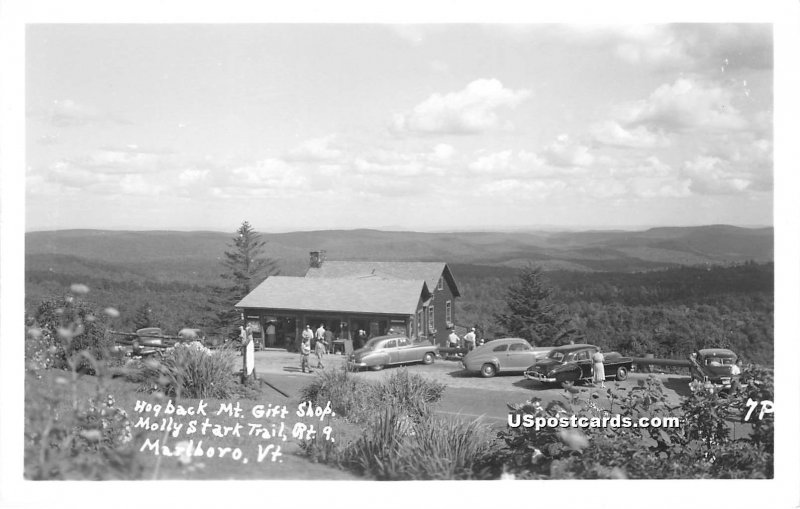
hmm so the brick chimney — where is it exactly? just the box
[309,250,326,268]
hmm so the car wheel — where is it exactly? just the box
[422,352,435,365]
[480,363,497,378]
[615,366,628,381]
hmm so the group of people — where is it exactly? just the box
[447,327,480,354]
[299,324,332,373]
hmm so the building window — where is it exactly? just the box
[446,300,452,323]
[418,309,424,337]
[428,306,435,332]
[438,277,443,290]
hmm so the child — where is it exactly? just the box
[300,335,311,373]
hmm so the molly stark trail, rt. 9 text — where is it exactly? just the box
[132,399,337,465]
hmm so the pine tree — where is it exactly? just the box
[494,265,582,345]
[213,221,279,339]
[133,302,156,330]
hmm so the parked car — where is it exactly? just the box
[346,335,438,371]
[688,348,740,388]
[462,338,552,378]
[523,344,632,384]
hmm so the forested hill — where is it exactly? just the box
[25,226,773,366]
[26,225,773,284]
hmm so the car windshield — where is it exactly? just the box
[548,351,565,362]
[707,357,735,365]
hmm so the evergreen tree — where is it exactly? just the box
[494,265,582,345]
[133,302,156,330]
[213,221,279,339]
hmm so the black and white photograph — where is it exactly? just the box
[1,1,799,508]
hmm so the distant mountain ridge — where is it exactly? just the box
[26,225,773,284]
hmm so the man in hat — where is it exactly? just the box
[464,327,477,353]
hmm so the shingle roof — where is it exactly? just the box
[236,276,429,315]
[305,261,459,296]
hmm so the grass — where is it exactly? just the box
[25,369,359,480]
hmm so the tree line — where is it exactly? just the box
[25,223,773,366]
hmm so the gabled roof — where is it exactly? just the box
[236,276,430,316]
[305,261,460,297]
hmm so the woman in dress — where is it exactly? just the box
[240,325,256,385]
[592,349,606,388]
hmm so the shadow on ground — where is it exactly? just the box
[662,376,693,398]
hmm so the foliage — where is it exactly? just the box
[132,341,238,399]
[133,301,158,330]
[494,265,582,345]
[214,221,280,338]
[24,285,143,480]
[301,370,488,480]
[300,367,446,424]
[29,294,117,372]
[456,262,774,365]
[339,406,491,480]
[479,371,773,479]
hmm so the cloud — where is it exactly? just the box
[621,78,748,132]
[47,146,176,175]
[542,135,594,167]
[551,24,771,71]
[285,135,343,162]
[178,169,210,185]
[590,121,670,149]
[682,155,753,195]
[350,144,453,178]
[479,179,567,199]
[468,150,553,178]
[230,158,307,189]
[40,99,130,127]
[391,79,531,135]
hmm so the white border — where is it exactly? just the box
[2,1,798,508]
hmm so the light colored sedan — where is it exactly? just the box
[347,335,439,371]
[462,337,551,378]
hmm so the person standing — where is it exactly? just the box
[302,324,314,346]
[463,328,477,352]
[240,325,256,385]
[265,321,276,348]
[448,329,460,356]
[324,326,335,355]
[315,324,326,351]
[300,334,311,373]
[592,349,606,388]
[315,328,327,369]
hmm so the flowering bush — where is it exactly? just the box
[28,295,116,373]
[478,373,773,479]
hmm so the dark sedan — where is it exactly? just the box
[523,344,632,385]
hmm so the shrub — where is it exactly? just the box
[300,367,446,424]
[300,367,372,421]
[480,372,774,479]
[339,405,491,480]
[375,369,446,420]
[134,341,237,399]
[25,373,143,480]
[29,295,116,373]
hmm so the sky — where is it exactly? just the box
[25,23,774,232]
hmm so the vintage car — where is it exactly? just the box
[462,338,552,378]
[523,344,632,385]
[688,348,740,388]
[346,335,439,371]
